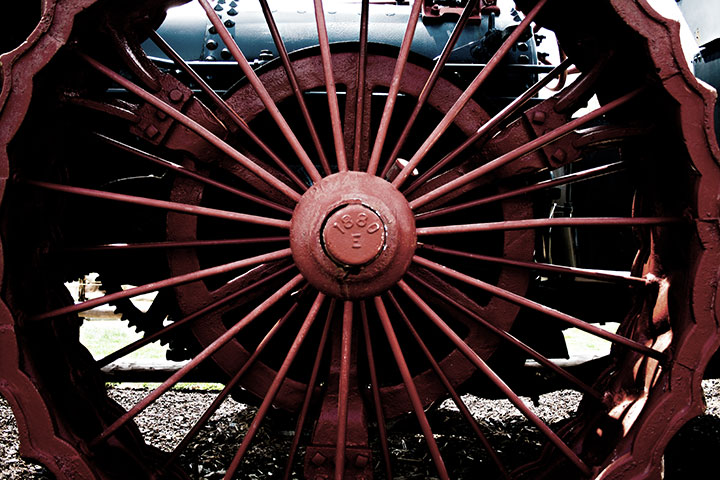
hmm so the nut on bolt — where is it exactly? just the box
[354,454,369,468]
[169,88,184,103]
[311,452,326,466]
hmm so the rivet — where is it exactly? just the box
[224,19,235,28]
[206,39,218,50]
[155,110,168,120]
[169,89,184,103]
[221,48,232,60]
[532,111,546,125]
[551,148,567,163]
[209,26,217,34]
[214,4,223,11]
[311,452,326,466]
[228,8,238,16]
[144,125,159,139]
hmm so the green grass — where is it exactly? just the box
[79,320,168,362]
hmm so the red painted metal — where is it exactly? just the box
[72,237,289,252]
[197,0,323,184]
[27,180,291,228]
[381,0,481,178]
[397,280,591,476]
[148,30,309,191]
[2,1,720,479]
[165,301,301,467]
[416,216,684,236]
[402,57,573,195]
[284,300,335,480]
[391,0,549,188]
[409,87,642,210]
[290,172,415,299]
[97,263,295,368]
[387,291,511,479]
[334,301,353,480]
[415,161,625,220]
[366,0,424,175]
[32,248,292,321]
[224,292,326,479]
[413,255,667,360]
[374,295,450,480]
[259,0,332,176]
[352,0,370,171]
[80,52,303,202]
[360,301,392,480]
[313,0,348,172]
[95,132,295,214]
[92,273,305,446]
[406,271,602,401]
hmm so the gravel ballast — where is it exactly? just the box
[2,381,720,479]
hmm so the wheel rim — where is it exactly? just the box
[1,1,719,479]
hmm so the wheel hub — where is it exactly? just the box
[290,171,415,299]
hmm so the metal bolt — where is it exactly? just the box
[532,111,546,125]
[311,452,326,466]
[213,3,223,11]
[169,89,184,103]
[551,148,567,163]
[228,7,238,15]
[220,48,232,60]
[208,26,217,34]
[144,125,159,139]
[155,109,167,121]
[206,39,218,50]
[354,454,369,468]
[224,19,235,28]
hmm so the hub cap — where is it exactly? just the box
[290,172,415,299]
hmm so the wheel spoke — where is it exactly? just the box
[409,87,642,210]
[90,273,305,446]
[148,31,309,191]
[419,243,649,285]
[283,299,335,480]
[197,0,323,183]
[352,0,370,171]
[96,263,295,368]
[95,132,294,214]
[366,0,423,175]
[27,180,290,229]
[224,291,326,479]
[334,301,353,480]
[32,248,293,321]
[397,280,592,476]
[359,300,392,480]
[69,237,288,253]
[79,52,303,202]
[386,291,510,479]
[406,270,602,401]
[391,0,549,188]
[258,0,332,176]
[403,57,574,195]
[380,0,480,178]
[412,256,667,360]
[165,300,301,467]
[312,0,348,172]
[415,161,625,220]
[374,296,450,480]
[416,216,684,236]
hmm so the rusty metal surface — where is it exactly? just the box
[0,0,719,479]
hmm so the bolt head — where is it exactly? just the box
[169,89,184,103]
[311,452,326,466]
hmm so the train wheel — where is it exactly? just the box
[1,0,719,479]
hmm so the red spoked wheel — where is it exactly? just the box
[1,1,719,479]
